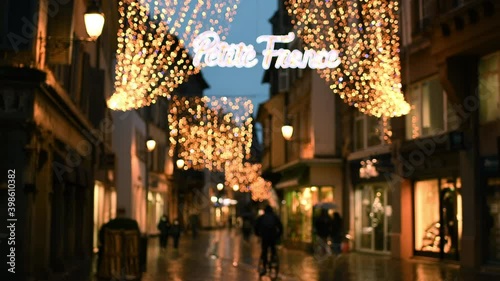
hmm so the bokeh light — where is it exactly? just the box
[285,0,410,118]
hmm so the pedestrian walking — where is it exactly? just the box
[314,208,333,256]
[331,212,343,254]
[189,213,200,239]
[157,214,171,251]
[254,205,283,276]
[170,218,182,249]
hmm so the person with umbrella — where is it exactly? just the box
[314,208,333,256]
[331,212,343,254]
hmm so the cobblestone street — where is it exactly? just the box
[96,229,500,281]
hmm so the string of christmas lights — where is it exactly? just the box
[108,0,240,111]
[224,162,273,201]
[285,0,410,118]
[167,96,253,171]
[167,96,271,200]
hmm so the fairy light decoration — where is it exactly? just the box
[167,95,272,201]
[285,0,410,118]
[167,96,253,171]
[109,0,240,111]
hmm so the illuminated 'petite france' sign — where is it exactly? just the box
[192,31,341,70]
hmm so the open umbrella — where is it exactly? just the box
[314,202,337,210]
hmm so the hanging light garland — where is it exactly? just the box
[224,162,273,201]
[167,96,272,200]
[109,0,240,111]
[167,96,253,171]
[285,0,410,118]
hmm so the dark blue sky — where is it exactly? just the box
[202,0,278,115]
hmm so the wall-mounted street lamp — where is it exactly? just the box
[232,184,239,191]
[176,159,185,169]
[84,1,106,40]
[281,124,294,141]
[146,138,156,152]
[216,183,224,191]
[281,122,309,143]
[39,0,105,60]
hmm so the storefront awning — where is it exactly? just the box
[275,166,308,189]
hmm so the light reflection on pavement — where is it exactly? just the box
[94,228,499,281]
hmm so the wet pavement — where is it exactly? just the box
[94,229,500,281]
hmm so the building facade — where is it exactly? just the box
[0,0,118,280]
[112,71,209,235]
[388,0,500,271]
[258,0,345,250]
[260,0,500,274]
[342,106,395,254]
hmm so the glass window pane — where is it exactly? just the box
[440,178,462,255]
[372,186,385,251]
[421,79,444,136]
[360,186,372,249]
[406,85,421,139]
[386,187,392,251]
[479,53,499,124]
[414,179,440,252]
[367,116,382,147]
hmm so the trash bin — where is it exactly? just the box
[97,229,142,281]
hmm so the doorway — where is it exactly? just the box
[355,183,392,253]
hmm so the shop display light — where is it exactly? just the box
[359,159,379,179]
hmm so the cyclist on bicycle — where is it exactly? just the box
[254,205,283,276]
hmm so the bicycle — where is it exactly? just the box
[258,253,279,280]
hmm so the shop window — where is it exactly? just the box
[93,182,105,252]
[479,52,500,124]
[486,180,500,262]
[147,191,165,234]
[353,111,383,151]
[414,179,440,252]
[414,178,462,258]
[355,184,392,252]
[319,187,334,204]
[286,187,319,243]
[405,77,459,140]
